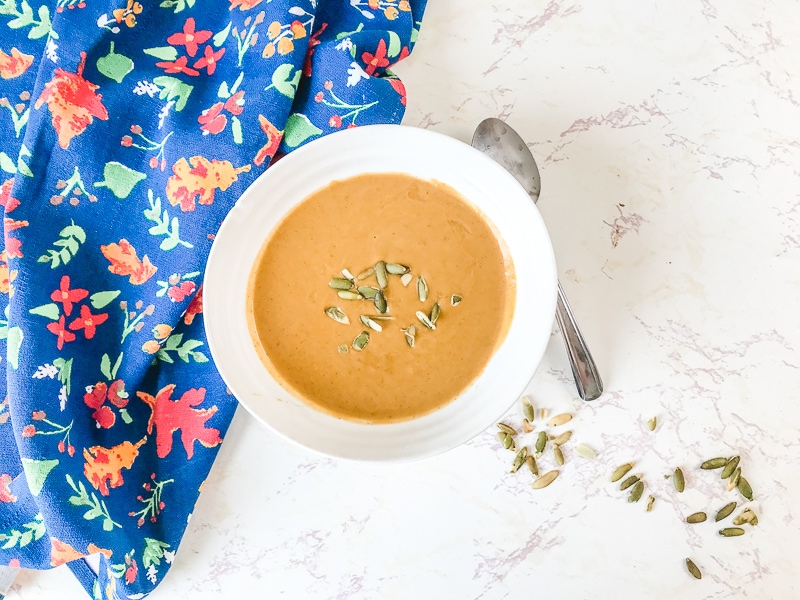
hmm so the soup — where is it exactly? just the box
[248,173,515,423]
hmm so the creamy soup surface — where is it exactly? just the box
[248,173,515,423]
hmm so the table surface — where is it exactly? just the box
[11,1,800,598]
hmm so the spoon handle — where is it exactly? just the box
[554,281,603,401]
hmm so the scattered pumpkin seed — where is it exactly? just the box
[374,290,387,314]
[358,286,379,299]
[338,290,362,300]
[364,314,394,321]
[385,263,409,275]
[574,444,596,459]
[701,457,728,470]
[715,502,737,522]
[451,294,462,306]
[737,476,753,501]
[417,275,428,302]
[721,456,740,479]
[686,512,707,524]
[673,467,685,493]
[620,474,640,491]
[686,558,702,580]
[497,431,513,449]
[402,325,416,348]
[400,273,413,286]
[728,467,741,492]
[552,430,573,446]
[733,509,758,526]
[337,344,349,354]
[341,269,355,282]
[540,408,548,421]
[628,481,644,503]
[532,470,559,489]
[374,261,389,289]
[611,463,634,482]
[510,447,528,473]
[522,419,534,433]
[329,277,353,290]
[647,416,657,431]
[719,527,745,537]
[360,315,382,332]
[521,396,535,421]
[526,454,539,477]
[553,445,565,466]
[416,310,436,330]
[324,306,350,325]
[352,331,370,351]
[356,267,374,280]
[497,423,516,435]
[546,413,572,427]
[534,431,547,455]
[429,301,441,325]
[646,495,655,512]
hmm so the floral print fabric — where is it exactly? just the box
[0,0,425,596]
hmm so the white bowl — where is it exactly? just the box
[204,125,557,462]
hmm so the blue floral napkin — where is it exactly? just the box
[0,0,424,596]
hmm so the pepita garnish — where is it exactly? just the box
[357,286,379,299]
[715,502,736,522]
[727,467,741,492]
[341,269,355,282]
[646,495,655,512]
[531,470,559,490]
[553,444,565,466]
[416,310,436,330]
[338,290,362,300]
[574,444,596,459]
[521,396,535,422]
[352,331,370,351]
[417,275,428,302]
[546,413,572,427]
[526,454,539,477]
[497,431,515,451]
[534,431,547,456]
[429,301,441,325]
[356,267,374,280]
[400,273,413,287]
[337,344,349,354]
[552,430,573,446]
[374,261,389,289]
[733,508,758,526]
[686,512,707,524]
[360,315,383,332]
[611,463,634,482]
[540,408,548,421]
[497,423,516,435]
[386,263,409,275]
[719,527,745,537]
[619,474,640,491]
[673,467,685,493]
[721,456,740,479]
[329,277,353,290]
[701,457,728,470]
[401,325,416,348]
[737,476,753,501]
[324,306,350,325]
[628,481,644,502]
[522,419,534,433]
[647,417,657,431]
[510,447,528,473]
[451,294,462,306]
[374,290,388,314]
[686,558,702,580]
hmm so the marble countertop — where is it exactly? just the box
[11,0,800,598]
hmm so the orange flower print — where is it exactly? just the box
[112,0,142,28]
[68,304,109,339]
[50,275,89,317]
[100,239,157,285]
[167,18,212,58]
[183,285,203,325]
[254,115,283,166]
[47,315,77,350]
[228,0,262,10]
[0,48,34,80]
[165,156,250,212]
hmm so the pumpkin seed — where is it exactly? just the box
[628,481,644,502]
[686,558,702,580]
[329,277,353,290]
[337,344,349,354]
[400,273,413,287]
[360,315,382,332]
[522,419,534,433]
[374,290,387,314]
[341,269,355,282]
[386,263,409,275]
[374,261,389,289]
[497,431,511,448]
[521,396,535,421]
[534,431,547,455]
[451,294,462,306]
[646,495,655,512]
[647,417,657,431]
[701,457,728,470]
[417,275,428,302]
[575,444,596,459]
[737,476,753,501]
[324,306,350,325]
[429,301,441,325]
[364,314,394,321]
[510,447,528,473]
[673,467,685,493]
[686,512,707,524]
[733,509,758,526]
[553,445,565,466]
[611,463,634,482]
[357,286,379,299]
[352,331,370,351]
[552,430,573,446]
[402,325,416,348]
[497,423,516,435]
[619,474,640,491]
[719,527,745,537]
[727,467,741,492]
[356,267,374,280]
[540,408,548,421]
[546,414,572,427]
[338,290,362,300]
[416,310,436,330]
[526,454,539,476]
[531,470,559,489]
[721,456,740,479]
[715,502,736,522]
[504,432,516,451]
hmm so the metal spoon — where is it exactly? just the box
[472,118,603,401]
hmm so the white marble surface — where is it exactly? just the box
[11,0,800,598]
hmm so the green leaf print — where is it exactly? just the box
[1,0,54,39]
[96,42,134,83]
[21,458,58,496]
[144,46,178,62]
[153,76,193,111]
[17,144,32,175]
[156,333,209,364]
[0,152,16,174]
[90,290,121,310]
[100,351,123,380]
[231,116,243,144]
[144,190,193,250]
[65,474,121,531]
[142,537,170,569]
[266,63,301,98]
[94,161,146,199]
[7,326,22,370]
[29,303,60,320]
[37,221,86,268]
[53,357,72,395]
[212,21,231,47]
[159,0,194,13]
[0,514,46,549]
[283,113,322,148]
[387,31,401,58]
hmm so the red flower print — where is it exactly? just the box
[155,56,199,77]
[167,18,212,57]
[21,425,36,437]
[329,115,342,128]
[58,440,65,452]
[183,285,203,325]
[167,280,196,303]
[121,135,133,147]
[0,473,16,503]
[108,380,129,408]
[193,45,225,76]
[253,115,283,166]
[0,179,20,213]
[387,78,407,106]
[50,275,89,316]
[314,92,323,102]
[47,315,76,350]
[125,559,138,584]
[361,39,389,76]
[223,90,244,116]
[84,382,108,410]
[32,411,46,421]
[92,405,115,429]
[68,305,108,339]
[198,103,226,135]
[302,22,327,77]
